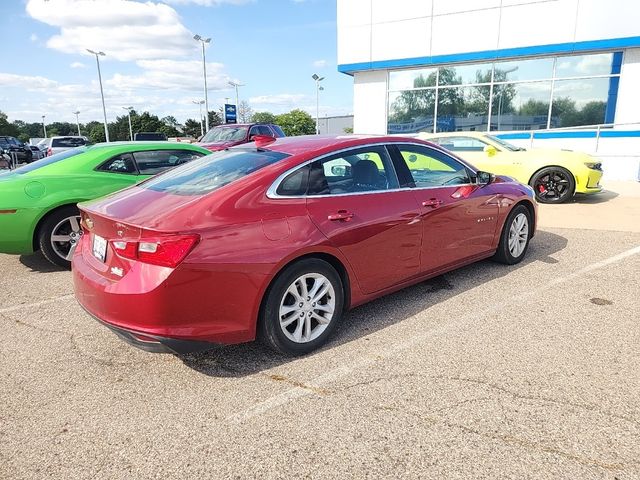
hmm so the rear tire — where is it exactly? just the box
[493,204,532,265]
[38,206,82,269]
[259,259,344,356]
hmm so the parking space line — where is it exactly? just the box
[0,294,75,314]
[228,244,640,424]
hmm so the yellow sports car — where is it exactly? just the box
[419,132,603,203]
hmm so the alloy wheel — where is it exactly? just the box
[534,169,571,202]
[278,273,336,343]
[50,215,83,262]
[508,213,529,258]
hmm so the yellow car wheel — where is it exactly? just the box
[529,166,575,204]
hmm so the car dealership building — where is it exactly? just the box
[337,0,640,180]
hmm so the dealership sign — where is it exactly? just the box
[225,104,237,124]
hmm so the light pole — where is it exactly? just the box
[312,74,325,134]
[87,49,110,142]
[192,100,205,136]
[495,66,518,131]
[72,111,81,136]
[228,80,244,119]
[194,34,212,132]
[122,106,134,140]
[41,115,47,138]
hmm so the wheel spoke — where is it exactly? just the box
[280,305,299,316]
[311,283,330,303]
[65,243,77,261]
[281,315,298,328]
[312,312,330,325]
[307,277,325,300]
[292,317,304,342]
[286,284,303,302]
[51,234,71,242]
[303,316,312,341]
[69,216,80,232]
[297,278,309,299]
[314,303,334,314]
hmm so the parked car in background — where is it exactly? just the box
[0,136,33,163]
[72,135,537,355]
[134,132,167,141]
[28,145,46,160]
[0,141,210,268]
[197,123,285,152]
[38,136,89,157]
[420,132,603,203]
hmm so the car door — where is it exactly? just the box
[304,145,423,294]
[390,143,500,274]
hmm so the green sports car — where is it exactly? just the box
[0,141,210,268]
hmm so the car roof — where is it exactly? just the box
[88,141,205,150]
[256,134,426,156]
[421,132,488,139]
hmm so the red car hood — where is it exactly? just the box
[196,140,242,152]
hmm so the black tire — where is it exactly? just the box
[529,166,575,204]
[38,206,82,269]
[493,204,532,265]
[259,258,344,356]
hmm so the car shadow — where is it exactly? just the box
[19,252,66,273]
[570,189,619,204]
[179,229,568,377]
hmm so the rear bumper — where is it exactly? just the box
[81,305,215,354]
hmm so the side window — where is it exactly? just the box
[397,145,470,188]
[133,150,204,175]
[271,125,285,137]
[276,164,310,196]
[433,136,486,152]
[257,125,272,136]
[307,147,398,196]
[97,153,137,174]
[248,126,261,138]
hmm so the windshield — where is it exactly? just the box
[486,135,524,152]
[13,146,88,174]
[143,148,289,196]
[201,126,248,143]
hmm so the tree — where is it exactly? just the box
[238,100,253,123]
[183,118,202,138]
[0,111,20,137]
[276,109,316,136]
[86,121,106,143]
[518,99,549,116]
[251,111,277,124]
[207,110,223,129]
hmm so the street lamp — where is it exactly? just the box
[192,100,205,136]
[194,34,212,132]
[312,74,324,134]
[121,106,134,140]
[495,66,518,131]
[72,110,81,136]
[86,49,110,142]
[228,80,244,119]
[41,115,47,138]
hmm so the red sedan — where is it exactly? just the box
[73,135,537,355]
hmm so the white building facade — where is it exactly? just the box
[338,0,640,180]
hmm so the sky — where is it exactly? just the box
[0,0,353,125]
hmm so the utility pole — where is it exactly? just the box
[87,49,110,142]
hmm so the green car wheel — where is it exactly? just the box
[38,205,82,269]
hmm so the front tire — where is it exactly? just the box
[38,206,82,269]
[259,259,344,356]
[493,204,532,265]
[530,166,575,203]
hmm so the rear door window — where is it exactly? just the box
[132,149,205,175]
[143,148,289,195]
[97,153,137,174]
[52,137,87,148]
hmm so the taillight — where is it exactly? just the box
[47,148,52,157]
[112,234,199,268]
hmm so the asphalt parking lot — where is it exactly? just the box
[1,182,639,479]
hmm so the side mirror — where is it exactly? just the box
[483,145,497,156]
[475,170,495,186]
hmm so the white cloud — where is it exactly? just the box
[163,0,252,5]
[70,61,86,69]
[249,93,308,106]
[0,73,59,90]
[312,59,328,68]
[29,33,39,42]
[25,0,197,61]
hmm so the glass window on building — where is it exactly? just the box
[387,51,622,134]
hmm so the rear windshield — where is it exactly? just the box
[143,148,289,196]
[52,137,87,148]
[201,126,248,143]
[14,146,88,174]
